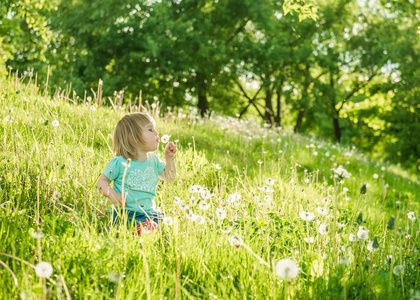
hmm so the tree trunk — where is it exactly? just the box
[274,80,284,127]
[264,85,274,125]
[330,71,341,142]
[294,108,305,133]
[333,114,341,142]
[196,72,209,117]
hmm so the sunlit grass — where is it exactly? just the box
[0,72,419,299]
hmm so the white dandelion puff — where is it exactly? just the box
[161,134,171,143]
[35,262,53,278]
[300,210,315,221]
[393,265,405,276]
[373,173,379,179]
[357,226,369,240]
[31,229,45,239]
[407,211,415,221]
[318,224,327,235]
[317,207,329,215]
[228,234,243,248]
[265,178,275,185]
[52,191,61,200]
[349,233,358,242]
[52,120,59,127]
[200,189,212,199]
[215,208,227,221]
[275,259,299,279]
[199,201,211,210]
[304,237,315,243]
[173,196,183,205]
[163,216,174,226]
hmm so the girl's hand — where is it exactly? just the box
[110,193,125,207]
[164,141,177,158]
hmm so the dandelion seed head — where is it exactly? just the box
[228,234,243,248]
[35,262,53,278]
[304,237,314,243]
[275,259,299,279]
[300,210,315,221]
[163,216,174,226]
[161,134,171,143]
[52,120,59,127]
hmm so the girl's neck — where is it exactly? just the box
[134,151,148,162]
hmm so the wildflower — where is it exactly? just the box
[163,216,174,226]
[52,191,61,200]
[228,234,243,248]
[195,215,205,224]
[185,211,195,220]
[87,96,92,102]
[121,159,131,168]
[90,105,96,111]
[407,211,415,221]
[160,134,171,143]
[35,262,53,278]
[264,195,272,202]
[373,173,379,179]
[200,189,212,199]
[257,160,263,164]
[215,164,221,170]
[226,193,241,203]
[31,229,45,239]
[275,259,299,279]
[304,237,314,243]
[339,257,350,265]
[349,234,358,242]
[317,207,329,216]
[52,120,59,127]
[393,265,405,276]
[318,224,327,235]
[304,178,310,183]
[332,166,351,179]
[199,201,210,210]
[108,271,121,283]
[265,178,275,185]
[220,227,233,233]
[173,196,183,205]
[215,208,227,221]
[357,226,369,240]
[189,185,200,194]
[300,210,315,221]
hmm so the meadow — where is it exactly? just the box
[0,73,419,299]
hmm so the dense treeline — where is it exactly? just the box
[1,0,419,170]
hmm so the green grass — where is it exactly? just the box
[0,73,419,299]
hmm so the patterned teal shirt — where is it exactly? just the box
[103,153,166,213]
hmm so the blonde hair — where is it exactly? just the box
[112,113,155,159]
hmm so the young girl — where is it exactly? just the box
[96,112,177,235]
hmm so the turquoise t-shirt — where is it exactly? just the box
[103,153,166,213]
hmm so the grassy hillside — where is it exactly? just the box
[0,74,419,299]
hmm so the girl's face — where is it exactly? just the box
[139,122,159,152]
